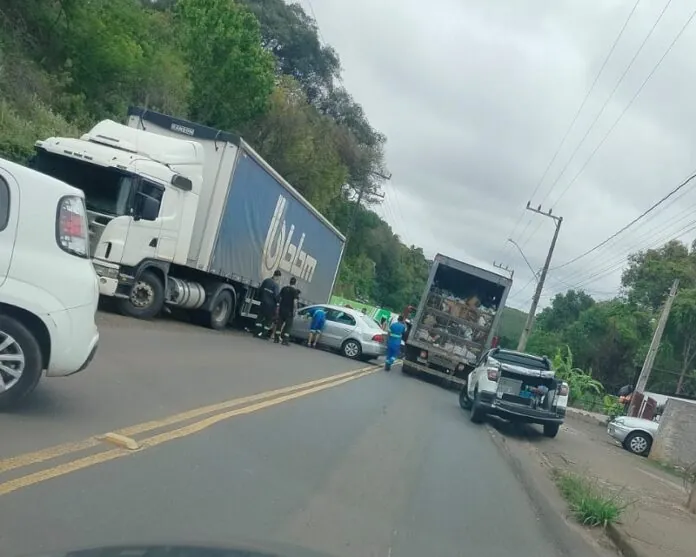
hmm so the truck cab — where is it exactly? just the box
[31,120,202,319]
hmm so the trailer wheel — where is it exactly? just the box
[208,290,235,330]
[0,315,43,410]
[118,270,165,320]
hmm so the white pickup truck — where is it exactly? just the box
[459,347,569,437]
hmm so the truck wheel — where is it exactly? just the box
[207,290,235,330]
[543,423,560,438]
[341,339,362,359]
[118,270,165,320]
[458,387,472,410]
[470,390,485,424]
[0,316,43,410]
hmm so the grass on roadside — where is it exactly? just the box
[553,469,628,527]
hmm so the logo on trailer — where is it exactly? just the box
[261,195,317,283]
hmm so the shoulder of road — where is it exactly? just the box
[490,409,695,557]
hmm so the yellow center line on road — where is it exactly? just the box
[0,367,379,497]
[0,365,378,475]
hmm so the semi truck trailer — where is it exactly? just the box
[31,108,345,328]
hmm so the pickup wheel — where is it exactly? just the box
[119,270,165,320]
[0,316,43,410]
[469,390,485,424]
[543,423,560,438]
[458,387,472,410]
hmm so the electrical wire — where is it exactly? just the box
[497,0,643,259]
[517,2,696,251]
[552,169,696,270]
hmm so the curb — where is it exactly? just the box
[487,423,646,557]
[566,408,608,428]
[606,524,643,557]
[486,425,604,557]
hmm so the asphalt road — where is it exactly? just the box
[1,313,581,557]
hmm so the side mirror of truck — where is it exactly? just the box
[134,192,160,222]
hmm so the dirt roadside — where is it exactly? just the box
[486,413,695,557]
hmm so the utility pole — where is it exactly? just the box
[493,261,514,279]
[629,279,679,415]
[517,203,563,352]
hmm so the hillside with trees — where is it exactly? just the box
[0,0,429,311]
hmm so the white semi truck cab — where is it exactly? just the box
[30,109,346,329]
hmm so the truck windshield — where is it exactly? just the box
[32,150,133,216]
[492,352,550,370]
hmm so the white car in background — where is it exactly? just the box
[607,416,660,456]
[0,157,100,408]
[291,304,387,360]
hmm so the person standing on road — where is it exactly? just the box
[307,306,326,348]
[385,315,406,371]
[255,270,281,339]
[275,277,300,345]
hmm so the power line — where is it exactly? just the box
[498,0,642,258]
[552,169,696,270]
[517,2,695,251]
[535,0,673,209]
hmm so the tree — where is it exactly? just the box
[536,290,595,332]
[176,0,276,129]
[242,76,347,213]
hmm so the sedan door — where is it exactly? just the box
[291,306,319,341]
[322,309,358,349]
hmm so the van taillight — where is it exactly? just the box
[56,195,89,258]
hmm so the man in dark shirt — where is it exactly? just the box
[274,277,300,345]
[255,270,281,339]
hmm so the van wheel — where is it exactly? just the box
[118,270,165,320]
[208,290,235,330]
[0,316,43,410]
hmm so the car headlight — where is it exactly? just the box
[613,417,626,425]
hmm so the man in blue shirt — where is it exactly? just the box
[385,315,406,371]
[307,306,327,348]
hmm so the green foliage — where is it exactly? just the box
[554,470,627,528]
[553,346,604,406]
[602,395,624,419]
[0,0,426,313]
[176,0,276,128]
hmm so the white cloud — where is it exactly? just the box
[298,0,696,310]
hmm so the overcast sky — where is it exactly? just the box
[298,0,696,311]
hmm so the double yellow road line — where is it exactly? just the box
[0,364,379,497]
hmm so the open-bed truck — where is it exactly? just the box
[402,253,512,388]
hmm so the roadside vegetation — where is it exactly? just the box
[0,0,429,312]
[553,470,628,528]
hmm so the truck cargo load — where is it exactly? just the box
[403,253,512,387]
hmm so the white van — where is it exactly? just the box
[0,157,100,408]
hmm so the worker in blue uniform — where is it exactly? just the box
[385,315,406,371]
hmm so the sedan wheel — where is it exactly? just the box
[624,431,652,456]
[341,339,362,359]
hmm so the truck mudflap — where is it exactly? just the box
[402,359,467,388]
